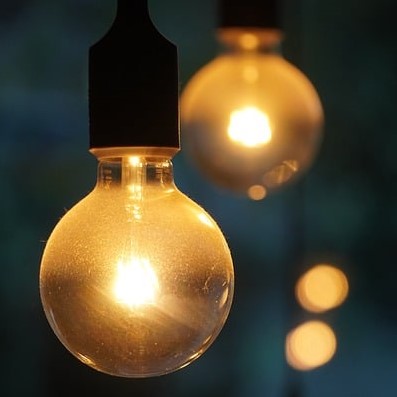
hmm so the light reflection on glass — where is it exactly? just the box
[262,160,299,188]
[198,213,215,228]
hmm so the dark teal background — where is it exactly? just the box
[1,0,397,396]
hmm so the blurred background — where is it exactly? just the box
[1,0,397,396]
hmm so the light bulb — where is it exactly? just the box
[40,149,234,377]
[181,28,324,199]
[39,0,234,377]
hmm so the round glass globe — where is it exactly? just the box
[40,152,234,377]
[181,34,323,199]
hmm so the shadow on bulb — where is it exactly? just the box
[181,29,324,200]
[40,149,234,377]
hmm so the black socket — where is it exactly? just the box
[89,0,180,149]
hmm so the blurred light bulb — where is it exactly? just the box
[40,150,234,377]
[296,264,349,313]
[286,321,337,371]
[181,29,323,198]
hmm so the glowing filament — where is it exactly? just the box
[129,156,141,166]
[114,258,159,307]
[228,107,272,148]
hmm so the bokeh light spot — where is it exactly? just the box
[248,185,267,201]
[296,264,349,313]
[286,321,337,371]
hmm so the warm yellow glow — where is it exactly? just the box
[286,321,337,371]
[242,66,259,83]
[40,154,234,378]
[247,185,267,201]
[228,107,272,148]
[181,45,324,196]
[129,156,141,166]
[296,264,349,313]
[114,258,159,307]
[239,33,260,50]
[198,213,215,228]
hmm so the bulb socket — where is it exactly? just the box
[89,0,180,150]
[218,0,281,30]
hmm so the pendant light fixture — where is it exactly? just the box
[39,0,234,378]
[181,0,324,200]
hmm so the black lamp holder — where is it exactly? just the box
[219,0,281,30]
[89,0,179,150]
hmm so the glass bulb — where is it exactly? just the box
[39,148,234,377]
[181,29,324,199]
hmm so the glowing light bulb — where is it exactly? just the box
[39,0,234,377]
[296,264,349,313]
[228,106,272,147]
[286,321,337,371]
[181,29,323,198]
[40,151,234,377]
